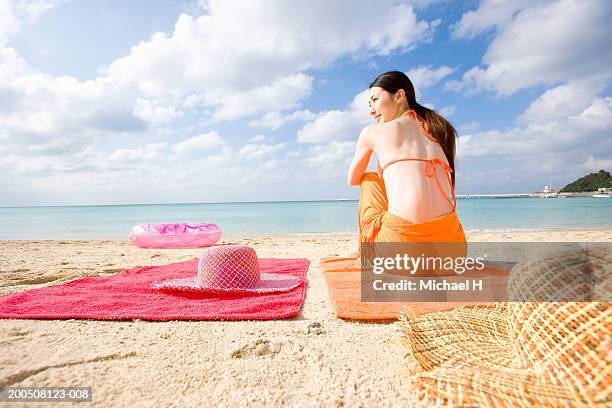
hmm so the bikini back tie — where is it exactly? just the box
[378,157,457,212]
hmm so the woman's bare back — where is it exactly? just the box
[372,115,454,223]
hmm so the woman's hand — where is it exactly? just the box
[376,160,383,177]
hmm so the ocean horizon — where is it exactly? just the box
[0,197,610,240]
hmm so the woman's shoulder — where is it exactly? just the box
[361,119,402,135]
[361,118,415,142]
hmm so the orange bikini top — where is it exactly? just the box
[377,109,457,212]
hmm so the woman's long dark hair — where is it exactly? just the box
[369,70,457,187]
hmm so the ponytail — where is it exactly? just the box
[411,102,457,187]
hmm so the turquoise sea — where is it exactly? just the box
[0,198,611,240]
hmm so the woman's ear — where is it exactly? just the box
[396,89,405,102]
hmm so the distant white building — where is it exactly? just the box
[531,183,559,198]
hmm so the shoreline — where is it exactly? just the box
[1,229,610,406]
[1,191,609,209]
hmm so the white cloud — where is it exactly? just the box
[248,109,316,130]
[109,142,168,161]
[0,0,64,43]
[297,89,371,144]
[297,110,358,144]
[450,0,531,40]
[246,134,265,143]
[582,156,612,171]
[0,43,146,142]
[238,142,286,159]
[406,65,454,97]
[207,73,313,121]
[0,1,500,205]
[571,97,612,132]
[180,93,204,109]
[518,80,605,125]
[458,94,612,160]
[0,2,18,42]
[173,131,224,154]
[446,1,612,192]
[0,0,444,203]
[25,137,83,155]
[203,147,235,166]
[102,0,438,116]
[239,165,287,184]
[133,98,184,125]
[303,141,356,177]
[0,0,437,145]
[450,0,612,95]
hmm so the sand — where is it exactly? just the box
[1,229,611,407]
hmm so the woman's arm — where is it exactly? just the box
[347,126,374,186]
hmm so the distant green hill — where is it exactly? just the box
[561,169,612,192]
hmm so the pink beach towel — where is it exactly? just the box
[0,258,309,321]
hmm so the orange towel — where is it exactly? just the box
[321,256,510,320]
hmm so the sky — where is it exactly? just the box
[1,0,611,206]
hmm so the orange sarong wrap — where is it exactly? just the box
[358,172,466,244]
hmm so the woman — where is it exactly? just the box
[347,71,466,244]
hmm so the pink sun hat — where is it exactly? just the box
[151,245,302,294]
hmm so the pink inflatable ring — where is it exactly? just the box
[128,223,222,249]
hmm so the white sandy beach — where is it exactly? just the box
[1,229,611,407]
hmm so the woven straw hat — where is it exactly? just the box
[152,245,301,294]
[398,246,611,407]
